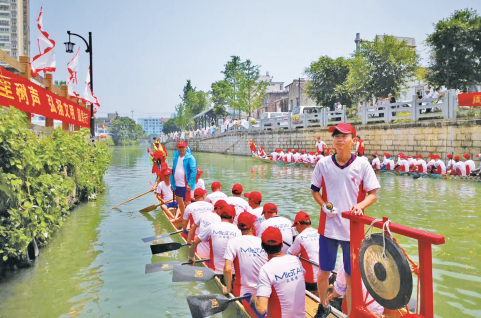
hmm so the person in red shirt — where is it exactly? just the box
[355,135,365,156]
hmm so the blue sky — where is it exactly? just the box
[32,0,480,119]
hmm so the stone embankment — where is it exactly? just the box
[165,119,481,157]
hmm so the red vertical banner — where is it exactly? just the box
[0,67,90,128]
[458,92,481,107]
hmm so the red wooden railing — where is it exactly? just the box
[342,212,445,318]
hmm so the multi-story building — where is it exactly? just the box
[138,117,168,136]
[0,0,30,72]
[285,78,317,111]
[96,113,118,133]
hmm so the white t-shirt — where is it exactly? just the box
[315,141,327,153]
[195,212,221,259]
[453,161,466,176]
[311,155,381,241]
[300,154,308,163]
[256,216,294,254]
[397,159,409,172]
[284,153,293,163]
[287,227,319,284]
[195,179,205,190]
[256,255,305,318]
[307,155,315,164]
[426,159,435,168]
[465,160,475,174]
[154,181,173,201]
[372,157,381,169]
[253,215,266,236]
[271,152,278,161]
[226,196,250,224]
[224,235,268,296]
[199,222,241,273]
[383,157,395,170]
[174,156,186,187]
[433,160,446,174]
[316,154,324,163]
[447,159,455,170]
[205,191,228,205]
[183,201,214,236]
[293,153,301,162]
[247,206,263,218]
[416,159,427,173]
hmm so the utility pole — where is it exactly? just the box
[131,109,134,119]
[355,33,362,50]
[298,77,301,107]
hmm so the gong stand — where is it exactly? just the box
[342,214,445,318]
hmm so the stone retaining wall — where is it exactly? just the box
[165,119,481,158]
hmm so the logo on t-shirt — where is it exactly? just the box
[274,266,303,282]
[240,247,266,255]
[213,230,237,237]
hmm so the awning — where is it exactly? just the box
[192,106,215,120]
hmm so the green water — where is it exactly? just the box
[0,145,479,317]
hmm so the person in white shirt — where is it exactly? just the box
[414,154,427,173]
[194,168,205,190]
[254,226,305,318]
[271,149,279,162]
[311,123,380,317]
[182,189,215,259]
[278,149,285,158]
[307,152,316,165]
[371,153,381,172]
[426,154,436,172]
[433,155,446,174]
[244,191,263,218]
[381,153,395,170]
[453,156,467,176]
[315,152,325,164]
[293,149,301,162]
[299,150,308,163]
[283,149,293,163]
[288,211,320,295]
[191,205,241,274]
[256,203,294,254]
[193,200,224,260]
[394,154,410,173]
[407,155,416,170]
[315,137,327,156]
[204,181,228,205]
[423,89,433,99]
[153,168,178,219]
[463,154,476,175]
[226,184,250,224]
[446,154,455,171]
[224,212,268,317]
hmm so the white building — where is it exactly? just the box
[138,117,167,136]
[0,0,30,71]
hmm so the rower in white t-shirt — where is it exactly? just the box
[463,154,475,175]
[446,154,455,170]
[395,154,410,172]
[226,184,249,224]
[204,181,228,205]
[153,168,178,218]
[426,154,436,172]
[255,226,305,318]
[292,149,301,162]
[371,153,381,170]
[256,203,294,254]
[194,200,223,257]
[299,150,308,163]
[270,149,278,161]
[453,156,467,176]
[278,149,285,159]
[284,149,293,163]
[192,205,241,273]
[315,137,327,155]
[194,168,205,190]
[382,153,395,170]
[315,152,324,164]
[307,152,316,164]
[414,154,427,173]
[433,155,446,174]
[287,211,320,294]
[223,212,268,299]
[243,191,263,218]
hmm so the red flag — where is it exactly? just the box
[30,7,56,77]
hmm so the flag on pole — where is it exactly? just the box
[79,66,100,107]
[67,48,80,97]
[30,7,56,77]
[102,124,105,130]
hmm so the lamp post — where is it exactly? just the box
[64,31,94,137]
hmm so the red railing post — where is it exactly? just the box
[350,217,365,316]
[418,241,434,318]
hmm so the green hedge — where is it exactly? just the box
[0,107,111,265]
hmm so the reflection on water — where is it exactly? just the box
[0,146,479,317]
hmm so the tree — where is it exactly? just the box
[211,80,229,117]
[344,35,420,101]
[162,118,180,134]
[173,81,211,129]
[305,56,352,109]
[54,80,66,88]
[109,116,145,145]
[239,59,268,117]
[222,56,244,118]
[426,9,481,92]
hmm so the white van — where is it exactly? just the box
[291,106,322,128]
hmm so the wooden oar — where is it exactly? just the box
[139,199,174,213]
[145,259,209,274]
[110,189,153,209]
[172,265,218,282]
[150,242,190,254]
[141,230,182,243]
[186,294,251,318]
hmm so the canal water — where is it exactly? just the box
[0,145,479,317]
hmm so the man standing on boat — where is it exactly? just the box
[310,123,380,317]
[288,211,320,296]
[256,203,294,254]
[223,212,268,316]
[171,141,197,222]
[315,137,327,156]
[254,226,306,318]
[204,181,228,205]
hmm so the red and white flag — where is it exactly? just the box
[67,48,80,97]
[30,7,56,77]
[80,67,100,107]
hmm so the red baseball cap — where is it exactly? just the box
[398,153,405,157]
[177,141,187,147]
[220,205,236,218]
[211,181,221,190]
[292,211,310,227]
[196,168,204,175]
[294,149,299,153]
[237,212,256,230]
[384,153,391,158]
[327,123,356,138]
[232,183,243,194]
[214,199,228,210]
[447,154,453,158]
[454,156,460,160]
[477,154,480,157]
[373,152,378,156]
[262,203,278,214]
[415,154,422,158]
[435,155,441,159]
[261,226,283,246]
[407,155,412,159]
[317,136,320,140]
[194,188,207,198]
[301,150,306,154]
[163,168,172,175]
[244,191,262,204]
[428,154,434,159]
[463,154,470,159]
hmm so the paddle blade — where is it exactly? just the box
[139,204,159,213]
[141,230,182,243]
[172,265,216,282]
[150,242,185,254]
[186,294,231,318]
[145,261,183,274]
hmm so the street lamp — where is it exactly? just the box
[65,30,94,137]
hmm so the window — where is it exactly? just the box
[0,35,9,41]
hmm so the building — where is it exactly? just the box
[257,72,287,117]
[96,113,118,133]
[285,79,317,111]
[0,0,30,72]
[138,117,168,136]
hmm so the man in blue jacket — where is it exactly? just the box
[171,141,197,222]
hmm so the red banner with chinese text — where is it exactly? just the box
[0,67,90,127]
[458,92,481,107]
